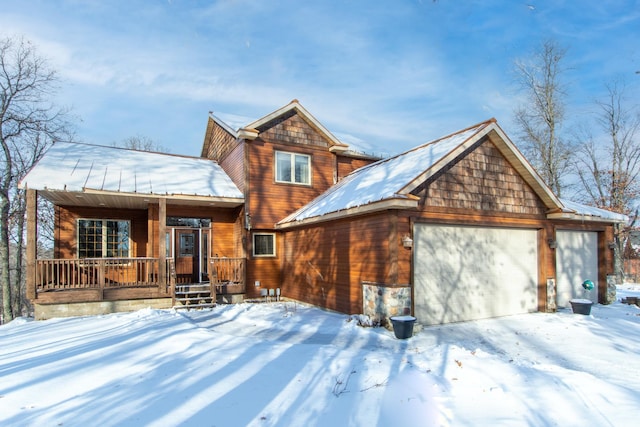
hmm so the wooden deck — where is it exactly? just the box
[32,257,246,305]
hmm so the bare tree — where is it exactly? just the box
[0,36,72,322]
[114,135,169,153]
[514,40,572,197]
[574,82,640,279]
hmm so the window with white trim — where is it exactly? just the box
[253,233,276,257]
[275,151,310,185]
[77,219,131,258]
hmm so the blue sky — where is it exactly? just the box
[1,0,639,156]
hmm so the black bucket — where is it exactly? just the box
[390,315,416,339]
[570,299,593,315]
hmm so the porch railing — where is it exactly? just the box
[210,257,246,293]
[35,258,172,292]
[35,257,244,295]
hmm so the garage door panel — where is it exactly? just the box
[556,231,598,307]
[414,224,538,325]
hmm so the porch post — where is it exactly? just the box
[26,189,37,301]
[158,198,167,291]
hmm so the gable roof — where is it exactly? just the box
[204,100,349,152]
[278,119,625,228]
[243,100,348,151]
[20,142,244,209]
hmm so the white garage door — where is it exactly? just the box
[414,224,539,325]
[555,230,598,307]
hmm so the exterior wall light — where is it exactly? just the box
[402,235,413,249]
[547,238,557,249]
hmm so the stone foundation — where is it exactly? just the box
[605,274,617,304]
[362,282,412,325]
[217,294,245,304]
[34,298,173,320]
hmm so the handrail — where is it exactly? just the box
[35,257,235,295]
[35,258,170,291]
[210,257,245,285]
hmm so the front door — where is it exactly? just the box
[175,229,198,284]
[173,228,210,284]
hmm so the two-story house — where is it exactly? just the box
[21,100,626,324]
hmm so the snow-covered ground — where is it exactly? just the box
[1,285,640,427]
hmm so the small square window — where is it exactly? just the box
[253,233,276,257]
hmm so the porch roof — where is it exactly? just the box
[19,142,244,209]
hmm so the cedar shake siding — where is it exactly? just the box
[256,109,330,147]
[201,117,238,161]
[415,139,548,216]
[219,141,245,193]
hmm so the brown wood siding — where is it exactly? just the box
[55,205,242,262]
[165,206,241,259]
[282,214,395,314]
[337,155,376,179]
[220,142,245,193]
[147,204,159,257]
[258,110,330,147]
[247,140,336,229]
[56,206,148,259]
[246,258,281,299]
[202,118,238,162]
[244,229,284,298]
[419,140,548,215]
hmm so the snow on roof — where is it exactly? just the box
[280,122,490,224]
[560,198,628,223]
[210,113,241,137]
[20,142,243,199]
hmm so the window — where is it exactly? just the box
[78,219,130,258]
[167,217,211,228]
[275,151,310,185]
[253,233,276,257]
[179,234,195,257]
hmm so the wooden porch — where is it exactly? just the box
[32,257,246,305]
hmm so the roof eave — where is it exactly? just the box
[276,198,418,230]
[82,188,244,203]
[547,211,628,224]
[35,187,245,209]
[238,128,259,140]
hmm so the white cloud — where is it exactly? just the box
[1,0,638,156]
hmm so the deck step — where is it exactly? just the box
[175,290,212,295]
[175,286,211,291]
[173,282,215,310]
[174,296,213,302]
